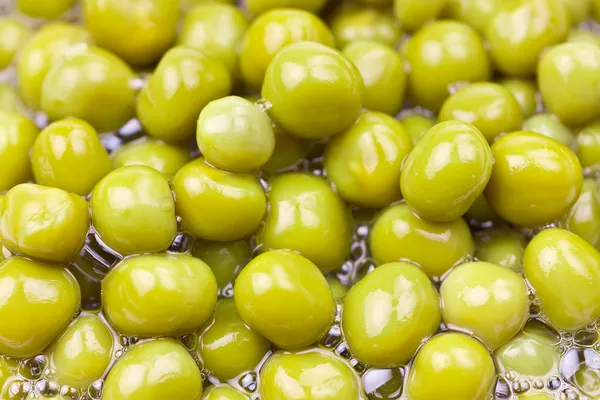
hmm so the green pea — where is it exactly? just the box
[485,0,570,77]
[0,84,21,113]
[246,0,325,16]
[103,339,203,400]
[260,351,359,400]
[400,113,435,146]
[342,41,406,116]
[568,29,600,48]
[16,0,75,19]
[261,126,311,174]
[343,262,441,367]
[262,42,363,139]
[474,227,526,273]
[48,315,113,389]
[0,18,31,69]
[91,166,176,255]
[500,79,538,118]
[595,0,600,20]
[438,83,523,143]
[83,0,179,66]
[560,179,600,250]
[234,250,334,349]
[405,21,490,111]
[539,42,600,127]
[465,194,502,226]
[31,118,111,196]
[173,159,266,241]
[258,172,352,274]
[137,46,232,144]
[1,184,89,263]
[103,254,217,337]
[523,113,574,148]
[573,360,600,398]
[401,120,492,221]
[193,239,250,291]
[441,261,529,350]
[0,257,80,358]
[558,0,592,24]
[178,3,248,78]
[111,138,191,180]
[326,276,348,302]
[394,0,447,32]
[17,22,91,110]
[240,9,334,90]
[197,96,275,172]
[198,299,270,380]
[202,385,249,400]
[407,333,496,400]
[485,131,582,227]
[524,228,600,331]
[519,395,553,400]
[329,4,402,49]
[0,111,39,191]
[369,203,474,279]
[444,0,505,31]
[577,120,600,168]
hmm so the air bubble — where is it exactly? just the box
[335,342,351,359]
[168,233,192,253]
[512,380,530,394]
[7,380,31,400]
[179,333,197,351]
[19,355,46,380]
[61,385,80,400]
[574,330,598,347]
[548,376,562,391]
[88,380,103,400]
[494,376,512,399]
[320,325,342,349]
[350,358,366,374]
[35,380,60,397]
[239,371,258,393]
[560,387,581,400]
[363,368,403,400]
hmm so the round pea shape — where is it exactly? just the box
[91,166,177,255]
[343,262,441,367]
[16,0,75,19]
[577,120,600,168]
[0,257,80,358]
[394,0,447,32]
[500,79,538,118]
[258,172,351,273]
[103,339,203,400]
[523,113,574,148]
[401,121,492,222]
[324,111,412,208]
[198,299,270,380]
[1,184,90,263]
[560,178,600,250]
[406,333,496,400]
[48,315,113,389]
[262,42,363,139]
[192,240,250,291]
[444,0,505,32]
[0,18,31,69]
[173,159,266,241]
[234,250,335,349]
[0,111,39,191]
[474,227,526,273]
[203,385,249,400]
[485,131,582,226]
[103,254,217,337]
[329,4,401,49]
[524,228,600,331]
[31,118,111,196]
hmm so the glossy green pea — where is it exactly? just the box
[568,29,600,48]
[326,276,348,302]
[342,41,406,116]
[577,120,600,168]
[193,239,250,291]
[48,315,113,389]
[343,262,441,367]
[401,120,492,221]
[0,18,31,69]
[203,385,249,400]
[394,0,447,32]
[500,79,538,118]
[262,42,363,139]
[178,3,248,78]
[0,111,38,191]
[324,111,412,208]
[173,159,266,241]
[523,113,574,148]
[573,361,600,398]
[0,84,21,113]
[111,138,191,180]
[31,118,111,196]
[103,254,217,337]
[197,96,275,172]
[17,0,75,18]
[261,126,310,174]
[246,0,325,16]
[465,194,502,226]
[41,45,136,133]
[17,23,91,110]
[91,166,176,255]
[438,83,523,143]
[137,46,231,144]
[485,0,570,77]
[370,203,474,279]
[441,261,529,350]
[539,42,600,127]
[485,131,582,226]
[198,299,270,380]
[258,172,351,273]
[560,179,600,250]
[400,113,435,146]
[524,228,600,330]
[330,4,402,49]
[240,9,334,90]
[407,333,496,400]
[103,339,203,400]
[83,0,179,66]
[260,351,359,400]
[0,257,80,358]
[474,227,526,273]
[558,0,592,24]
[234,250,334,349]
[405,21,490,111]
[444,0,505,31]
[1,184,89,263]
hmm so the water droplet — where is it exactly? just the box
[335,342,351,359]
[548,376,562,391]
[35,380,59,397]
[19,355,46,380]
[168,233,191,253]
[560,387,580,400]
[179,333,197,351]
[574,330,598,347]
[494,376,512,399]
[7,380,30,400]
[88,380,103,400]
[350,358,366,374]
[320,325,342,349]
[239,371,258,393]
[363,368,403,400]
[512,380,530,394]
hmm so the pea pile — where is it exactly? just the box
[1,0,600,399]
